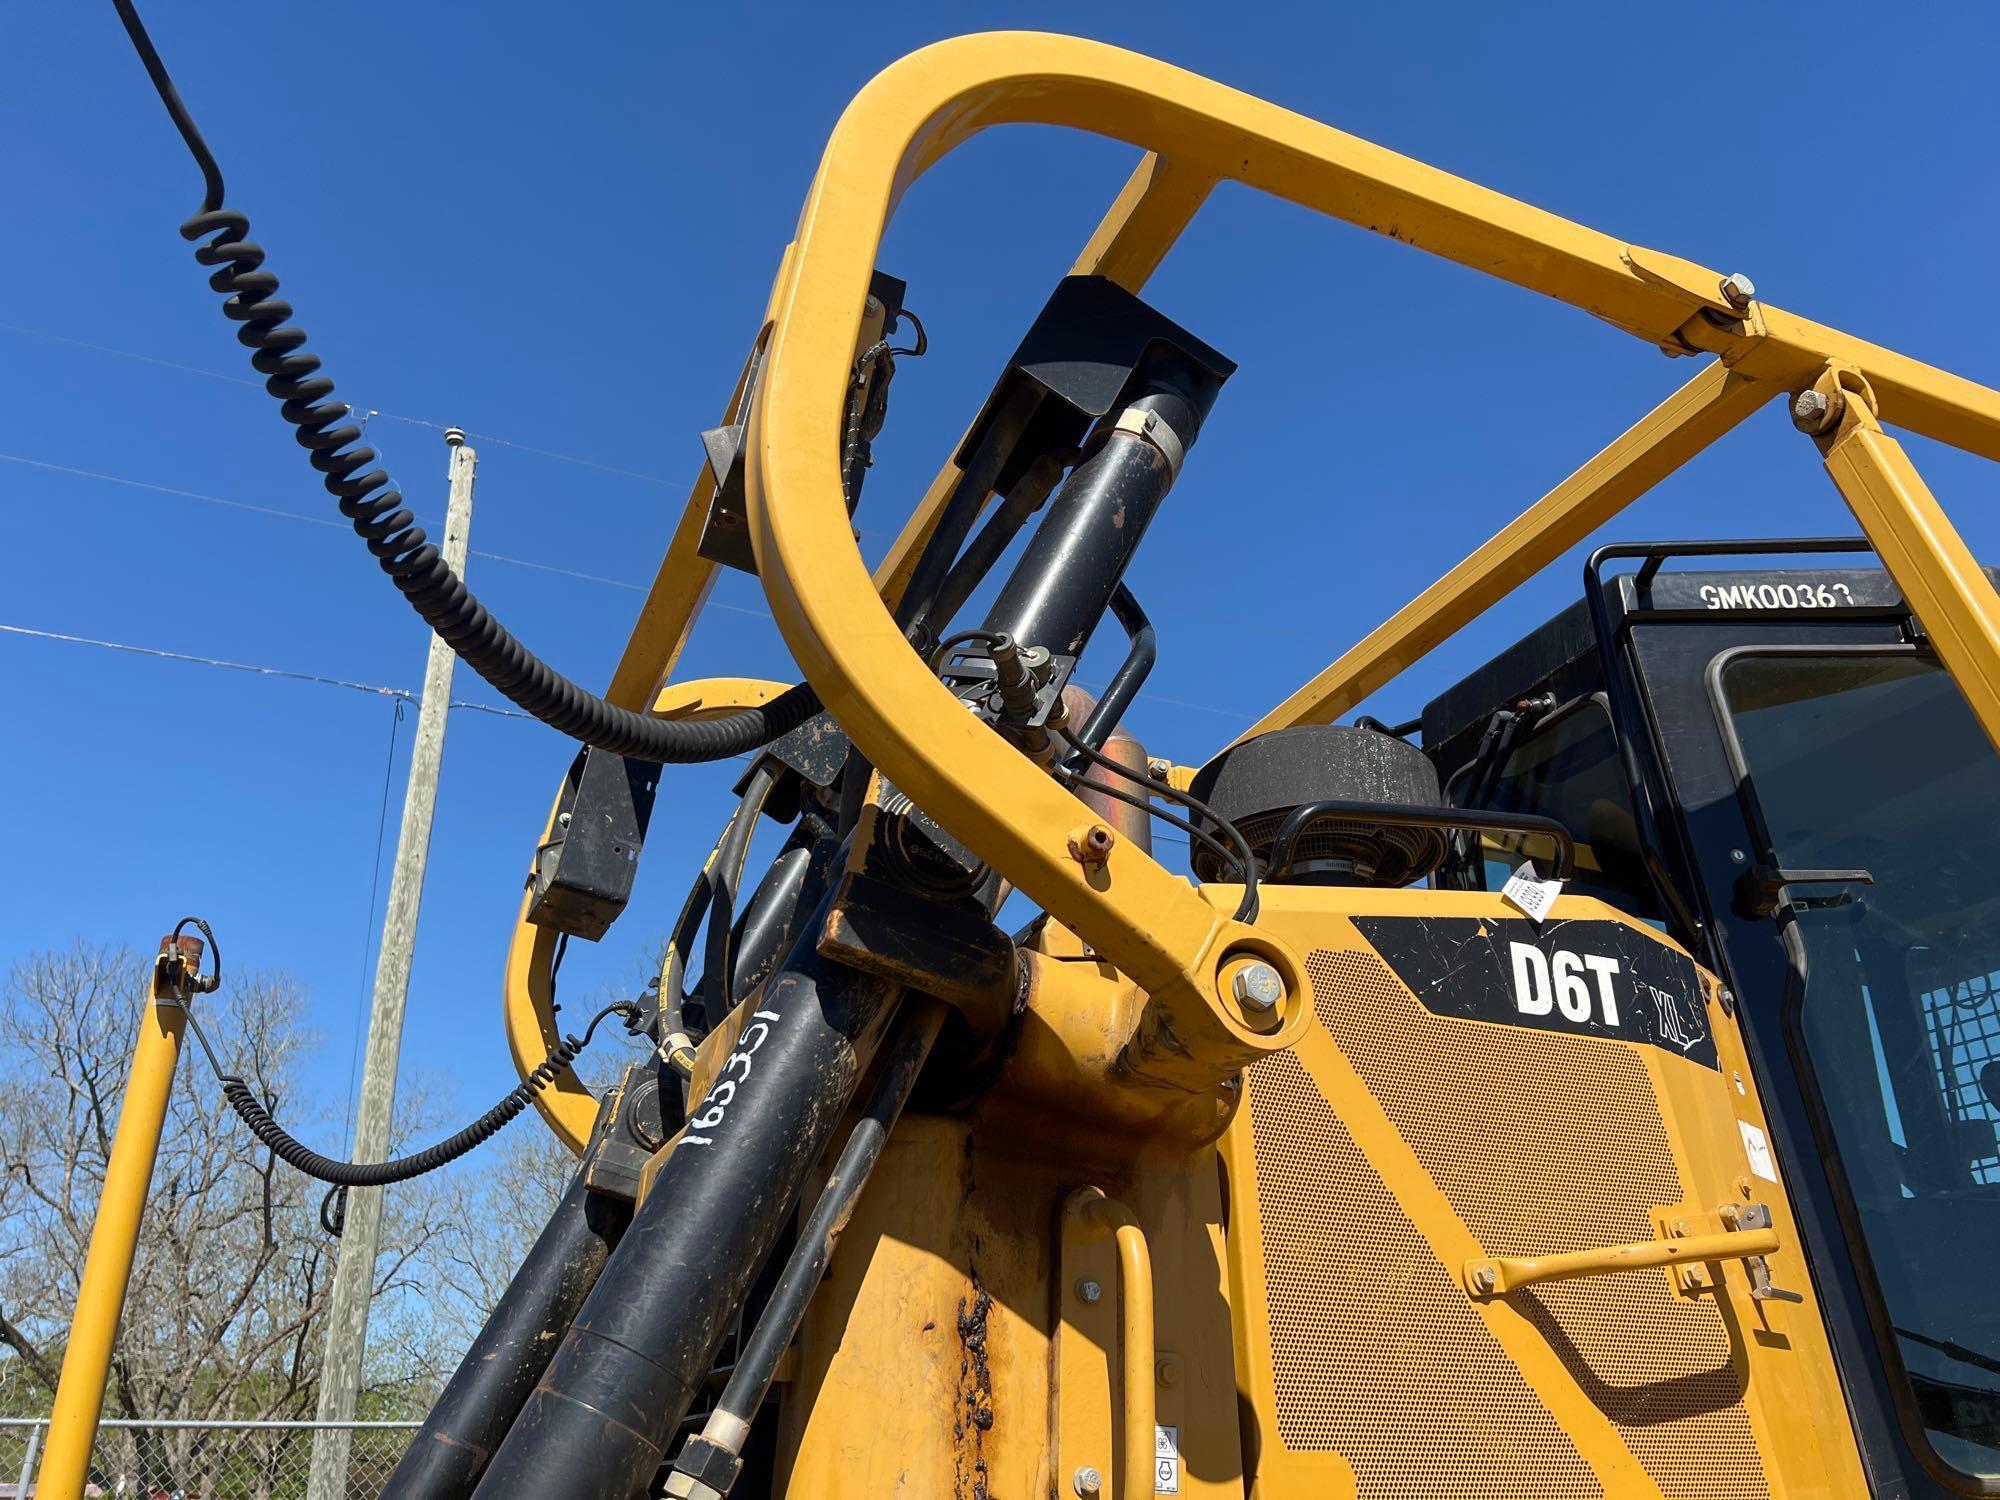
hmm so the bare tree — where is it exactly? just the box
[0,943,526,1491]
[0,939,630,1496]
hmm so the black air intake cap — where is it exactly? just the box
[1188,725,1448,887]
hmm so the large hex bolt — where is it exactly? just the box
[1230,961,1286,1015]
[1792,388,1842,435]
[1718,272,1757,310]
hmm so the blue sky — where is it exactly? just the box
[5,2,1999,1145]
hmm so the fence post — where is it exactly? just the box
[16,1421,42,1496]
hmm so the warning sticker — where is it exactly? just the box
[1499,861,1565,925]
[1155,1423,1180,1495]
[1740,1120,1779,1183]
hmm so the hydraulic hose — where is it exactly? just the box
[110,0,819,762]
[184,1000,639,1190]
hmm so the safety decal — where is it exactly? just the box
[1352,915,1719,1070]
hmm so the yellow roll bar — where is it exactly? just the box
[512,32,2000,1133]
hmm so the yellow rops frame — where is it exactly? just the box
[40,31,2000,1500]
[506,30,2000,1150]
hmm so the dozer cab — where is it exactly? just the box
[47,14,2000,1500]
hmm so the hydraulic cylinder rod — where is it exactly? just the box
[469,921,901,1499]
[379,1168,631,1500]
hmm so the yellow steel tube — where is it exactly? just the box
[1686,303,2000,465]
[1244,361,1772,737]
[1820,398,2000,750]
[1465,1227,1780,1296]
[1078,1190,1156,1500]
[37,975,188,1500]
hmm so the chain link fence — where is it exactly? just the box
[0,1417,419,1498]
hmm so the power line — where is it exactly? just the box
[0,319,1327,648]
[0,622,531,718]
[0,319,889,541]
[0,314,1276,722]
[2,623,1202,848]
[345,698,405,1132]
[0,321,680,487]
[0,451,778,618]
[0,456,1256,720]
[0,452,347,531]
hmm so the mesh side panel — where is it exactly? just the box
[1307,948,1768,1500]
[1248,1050,1602,1499]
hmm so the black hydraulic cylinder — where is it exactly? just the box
[722,998,943,1420]
[380,1167,631,1500]
[979,389,1202,662]
[468,920,902,1500]
[667,996,949,1496]
[726,845,813,1003]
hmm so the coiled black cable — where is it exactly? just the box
[110,0,818,763]
[184,999,639,1190]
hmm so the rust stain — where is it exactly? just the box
[953,1281,995,1500]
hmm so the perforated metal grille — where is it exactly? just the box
[1248,1049,1602,1497]
[1307,946,1768,1500]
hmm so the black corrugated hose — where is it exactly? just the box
[184,988,640,1191]
[108,0,818,763]
[170,915,639,1192]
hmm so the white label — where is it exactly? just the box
[1154,1424,1180,1495]
[681,1009,783,1147]
[1740,1120,1779,1182]
[1500,861,1564,925]
[1699,581,1855,611]
[1511,943,1621,1026]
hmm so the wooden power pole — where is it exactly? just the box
[307,429,476,1500]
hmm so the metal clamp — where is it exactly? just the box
[1111,405,1184,482]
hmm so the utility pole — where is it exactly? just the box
[307,429,476,1500]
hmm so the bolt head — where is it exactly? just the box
[1231,961,1285,1012]
[1471,1264,1498,1293]
[1147,757,1172,782]
[1792,388,1836,433]
[1076,1278,1103,1304]
[1074,1467,1104,1497]
[1719,272,1757,310]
